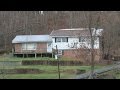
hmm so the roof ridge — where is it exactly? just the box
[57,28,90,31]
[50,30,55,35]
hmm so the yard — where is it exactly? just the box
[0,65,104,79]
[0,54,107,79]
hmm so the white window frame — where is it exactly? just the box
[22,43,37,50]
[56,37,68,43]
[56,38,61,42]
[62,37,68,42]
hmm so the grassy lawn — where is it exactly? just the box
[115,74,120,79]
[111,70,120,79]
[2,73,75,79]
[0,54,107,79]
[17,65,103,72]
[0,65,104,71]
[0,65,106,79]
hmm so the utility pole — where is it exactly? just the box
[55,45,60,79]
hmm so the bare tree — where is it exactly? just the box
[82,11,102,78]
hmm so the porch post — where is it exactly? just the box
[35,53,37,58]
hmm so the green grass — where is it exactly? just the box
[0,63,105,79]
[3,73,75,79]
[0,65,104,71]
[115,74,120,79]
[111,70,120,79]
[0,55,107,79]
[0,65,105,79]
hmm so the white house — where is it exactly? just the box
[50,28,103,50]
[50,28,103,60]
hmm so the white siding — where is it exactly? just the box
[52,37,100,50]
[68,38,79,49]
[52,38,69,49]
[94,37,100,49]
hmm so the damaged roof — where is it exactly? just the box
[50,28,103,37]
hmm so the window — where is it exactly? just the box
[22,43,37,50]
[55,37,68,43]
[56,38,61,42]
[62,38,68,42]
[79,37,86,42]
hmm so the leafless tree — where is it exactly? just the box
[81,11,102,78]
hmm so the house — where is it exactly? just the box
[50,28,103,61]
[12,28,103,61]
[12,35,52,57]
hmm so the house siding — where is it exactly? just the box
[14,43,47,53]
[52,37,78,50]
[36,43,47,53]
[14,44,22,53]
[52,37,100,50]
